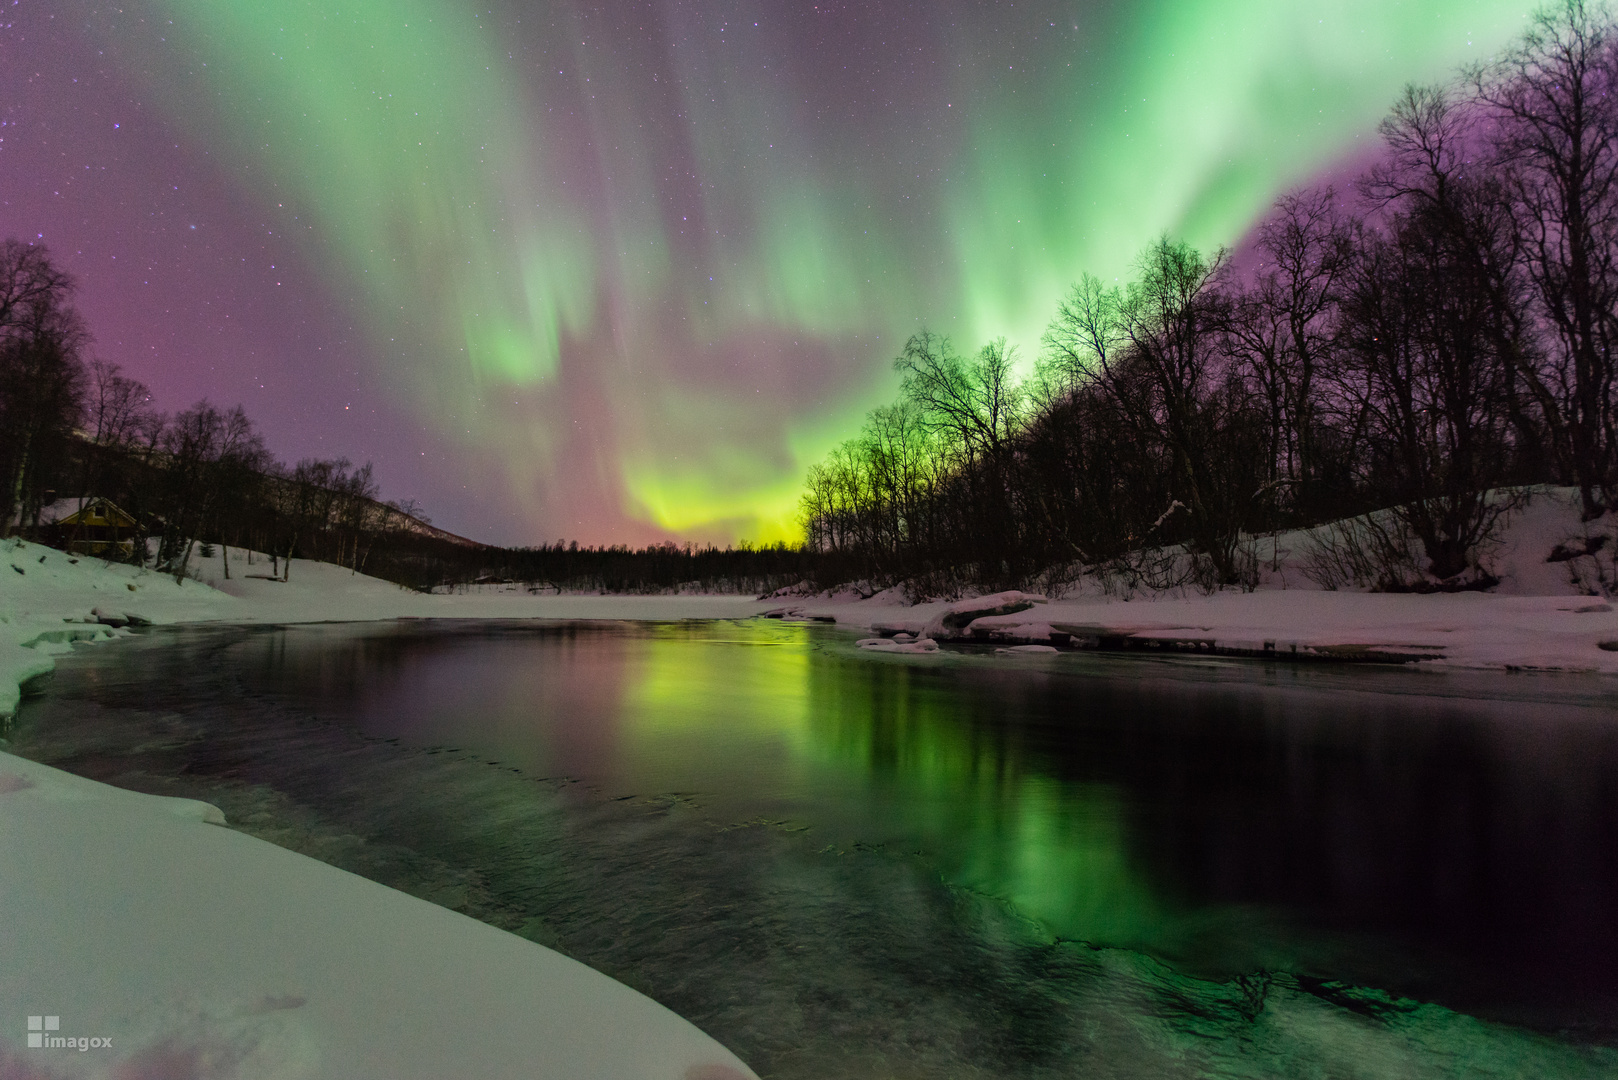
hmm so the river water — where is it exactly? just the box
[9,619,1618,1078]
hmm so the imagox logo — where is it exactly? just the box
[25,1015,112,1052]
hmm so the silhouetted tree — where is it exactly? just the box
[0,242,86,536]
[1224,189,1355,523]
[155,402,267,581]
[1473,0,1618,517]
[1339,85,1526,582]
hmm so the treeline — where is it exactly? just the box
[802,0,1618,596]
[0,238,455,582]
[425,541,819,596]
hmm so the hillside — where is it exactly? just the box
[788,487,1618,673]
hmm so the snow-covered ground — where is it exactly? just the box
[788,487,1618,674]
[1,486,1614,1077]
[818,587,1618,670]
[0,750,756,1080]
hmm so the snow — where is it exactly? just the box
[853,636,940,654]
[818,488,1618,674]
[0,750,756,1080]
[841,589,1618,670]
[921,590,1049,638]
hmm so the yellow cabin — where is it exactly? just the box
[47,498,140,557]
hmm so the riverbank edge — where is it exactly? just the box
[0,746,759,1080]
[7,512,1618,725]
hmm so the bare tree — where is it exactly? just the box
[1338,86,1525,583]
[1045,238,1250,582]
[85,360,155,454]
[0,244,87,537]
[156,402,266,582]
[1225,189,1354,521]
[1474,0,1618,517]
[334,461,382,571]
[76,360,157,529]
[892,331,1025,464]
[0,240,73,333]
[861,401,937,562]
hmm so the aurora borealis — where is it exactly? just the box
[3,1,1540,544]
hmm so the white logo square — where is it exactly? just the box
[26,1032,42,1048]
[26,1017,42,1031]
[45,1016,60,1031]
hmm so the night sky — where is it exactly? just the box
[2,1,1535,545]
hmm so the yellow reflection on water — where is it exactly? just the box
[619,624,1172,950]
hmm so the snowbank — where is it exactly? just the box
[838,589,1618,671]
[0,539,770,1078]
[0,541,228,718]
[0,750,755,1080]
[821,489,1618,674]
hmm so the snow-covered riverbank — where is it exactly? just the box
[4,488,1618,721]
[0,539,770,719]
[788,487,1618,674]
[0,749,757,1080]
[0,541,764,1079]
[795,588,1618,672]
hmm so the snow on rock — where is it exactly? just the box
[921,591,1049,639]
[969,620,1064,646]
[856,636,940,653]
[760,605,835,623]
[0,750,756,1080]
[868,619,928,638]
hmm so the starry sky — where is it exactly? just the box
[2,0,1538,546]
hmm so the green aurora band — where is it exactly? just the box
[144,0,1535,543]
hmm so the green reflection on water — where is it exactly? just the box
[618,625,1172,953]
[803,648,1171,951]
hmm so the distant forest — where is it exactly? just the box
[800,0,1618,596]
[0,243,816,594]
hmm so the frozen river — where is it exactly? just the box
[11,619,1618,1078]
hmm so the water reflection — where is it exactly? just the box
[235,620,1618,1022]
[14,619,1618,1075]
[258,622,1170,955]
[801,657,1167,954]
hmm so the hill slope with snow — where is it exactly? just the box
[791,487,1618,674]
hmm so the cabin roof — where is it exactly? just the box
[46,498,139,529]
